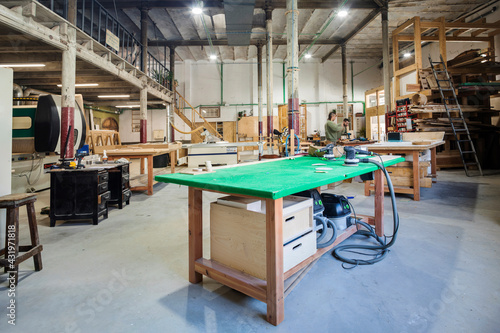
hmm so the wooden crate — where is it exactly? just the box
[385,161,432,188]
[210,196,315,280]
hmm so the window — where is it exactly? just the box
[200,106,220,118]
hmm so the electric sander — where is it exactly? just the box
[343,146,373,166]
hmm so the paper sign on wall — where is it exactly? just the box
[106,29,120,52]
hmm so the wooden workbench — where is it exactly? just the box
[155,155,404,325]
[106,143,181,195]
[363,140,445,201]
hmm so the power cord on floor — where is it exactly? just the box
[332,154,400,268]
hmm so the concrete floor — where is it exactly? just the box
[1,169,500,332]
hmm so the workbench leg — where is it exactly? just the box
[140,157,145,175]
[364,180,371,196]
[266,198,284,326]
[170,151,176,174]
[431,147,437,183]
[147,156,153,195]
[188,187,203,284]
[374,169,384,237]
[412,151,421,201]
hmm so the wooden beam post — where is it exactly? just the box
[266,197,284,326]
[189,187,203,283]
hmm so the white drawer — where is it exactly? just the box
[283,229,317,272]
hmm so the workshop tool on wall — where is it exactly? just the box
[429,55,482,177]
[293,189,337,248]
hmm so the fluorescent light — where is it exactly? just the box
[305,54,312,59]
[481,59,487,63]
[98,94,130,98]
[57,83,99,87]
[0,63,45,68]
[210,54,217,60]
[338,10,348,17]
[192,6,202,14]
[116,105,140,108]
[480,54,487,57]
[403,52,411,58]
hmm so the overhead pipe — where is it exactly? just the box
[23,88,51,97]
[13,83,23,105]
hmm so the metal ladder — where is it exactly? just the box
[428,55,483,177]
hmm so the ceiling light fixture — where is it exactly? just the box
[338,10,348,17]
[403,52,412,58]
[305,54,312,59]
[0,63,45,68]
[481,59,488,63]
[116,105,140,108]
[192,6,202,14]
[210,54,217,60]
[57,83,99,87]
[480,54,487,57]
[98,94,130,98]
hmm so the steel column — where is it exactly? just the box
[141,7,149,74]
[266,4,274,147]
[170,46,176,142]
[286,0,299,136]
[382,2,391,113]
[257,44,263,141]
[342,44,348,122]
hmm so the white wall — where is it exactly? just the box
[120,107,167,143]
[0,68,13,243]
[155,57,382,141]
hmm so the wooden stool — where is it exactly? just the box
[0,193,43,285]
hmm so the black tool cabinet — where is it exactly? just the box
[49,163,130,227]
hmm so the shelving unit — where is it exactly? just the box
[387,99,416,133]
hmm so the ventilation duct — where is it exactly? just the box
[223,0,256,46]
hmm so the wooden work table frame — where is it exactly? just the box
[107,151,177,196]
[187,168,385,326]
[364,142,443,201]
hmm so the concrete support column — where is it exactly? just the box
[257,44,263,140]
[382,2,391,113]
[169,46,176,142]
[61,25,76,159]
[141,7,149,74]
[286,0,299,136]
[265,4,274,141]
[166,104,172,143]
[342,44,348,122]
[140,79,148,143]
[67,0,77,25]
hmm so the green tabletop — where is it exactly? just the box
[155,156,404,199]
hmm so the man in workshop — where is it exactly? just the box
[325,111,343,143]
[342,118,350,136]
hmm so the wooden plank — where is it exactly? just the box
[414,17,423,74]
[194,258,267,302]
[392,17,415,36]
[266,197,284,326]
[412,151,420,201]
[223,121,236,142]
[188,187,203,283]
[395,64,417,77]
[406,83,421,92]
[439,17,447,63]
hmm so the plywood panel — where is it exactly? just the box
[223,121,236,142]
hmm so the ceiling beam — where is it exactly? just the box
[149,38,342,47]
[97,0,379,10]
[321,7,382,62]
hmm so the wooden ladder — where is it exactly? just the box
[173,90,222,142]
